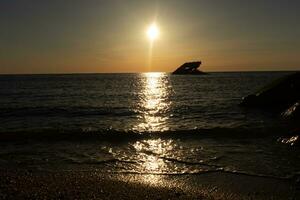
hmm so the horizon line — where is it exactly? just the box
[0,69,299,76]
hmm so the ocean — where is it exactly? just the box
[0,72,299,178]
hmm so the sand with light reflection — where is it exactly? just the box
[0,170,296,200]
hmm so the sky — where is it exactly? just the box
[0,0,300,74]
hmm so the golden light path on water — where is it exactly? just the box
[135,72,171,132]
[132,73,175,182]
[132,139,176,185]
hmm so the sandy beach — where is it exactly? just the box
[0,170,298,200]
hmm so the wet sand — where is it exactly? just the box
[0,170,299,200]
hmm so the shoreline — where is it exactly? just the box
[0,169,298,200]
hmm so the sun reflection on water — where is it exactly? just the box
[131,73,174,180]
[133,139,174,174]
[135,72,172,132]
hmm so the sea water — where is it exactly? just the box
[0,72,299,178]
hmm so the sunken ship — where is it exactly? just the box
[172,61,206,75]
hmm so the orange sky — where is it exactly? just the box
[0,1,299,74]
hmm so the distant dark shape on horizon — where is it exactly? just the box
[172,61,207,75]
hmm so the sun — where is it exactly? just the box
[147,23,159,41]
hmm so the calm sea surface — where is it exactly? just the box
[0,72,299,178]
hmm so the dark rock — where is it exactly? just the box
[240,72,300,112]
[172,61,207,75]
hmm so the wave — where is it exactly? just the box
[0,126,291,143]
[0,106,138,118]
[60,156,296,179]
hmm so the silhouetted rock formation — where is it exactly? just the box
[172,61,206,75]
[240,72,300,116]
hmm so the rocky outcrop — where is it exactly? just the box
[240,72,300,114]
[241,72,300,145]
[172,61,206,75]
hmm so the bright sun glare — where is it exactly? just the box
[147,23,159,41]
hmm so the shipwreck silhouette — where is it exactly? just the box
[172,61,206,75]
